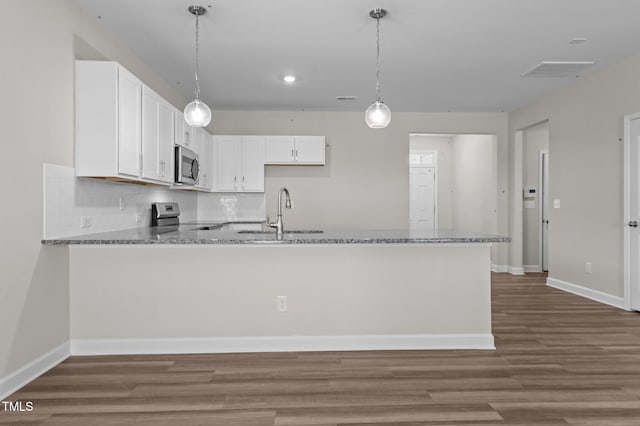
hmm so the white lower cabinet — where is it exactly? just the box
[216,136,265,192]
[264,136,325,165]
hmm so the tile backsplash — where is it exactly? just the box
[43,163,266,239]
[197,192,266,223]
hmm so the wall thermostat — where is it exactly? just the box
[523,187,537,199]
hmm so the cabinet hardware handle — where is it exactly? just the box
[242,176,245,189]
[295,149,298,160]
[291,149,294,161]
[234,176,237,189]
[630,221,638,227]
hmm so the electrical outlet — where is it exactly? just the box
[135,213,143,223]
[585,262,592,274]
[553,199,561,209]
[80,216,92,228]
[119,196,125,211]
[276,295,288,312]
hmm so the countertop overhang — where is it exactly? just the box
[42,222,510,245]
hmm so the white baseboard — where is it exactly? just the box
[0,342,70,400]
[546,277,627,310]
[509,266,525,275]
[71,334,495,355]
[491,264,509,273]
[524,265,542,273]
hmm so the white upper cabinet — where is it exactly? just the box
[76,61,143,179]
[194,128,216,192]
[142,86,174,184]
[264,136,325,165]
[174,109,193,148]
[216,136,265,192]
[241,136,266,192]
[117,67,143,177]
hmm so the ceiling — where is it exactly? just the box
[73,0,640,113]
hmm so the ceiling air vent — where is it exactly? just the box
[337,96,357,101]
[521,61,595,78]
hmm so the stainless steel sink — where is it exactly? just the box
[237,230,324,234]
[194,221,265,231]
[195,225,223,231]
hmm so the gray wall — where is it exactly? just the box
[510,53,640,297]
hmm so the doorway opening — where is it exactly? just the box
[522,121,549,273]
[409,133,498,259]
[409,150,437,231]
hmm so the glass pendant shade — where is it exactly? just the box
[365,100,391,128]
[185,5,212,128]
[184,99,212,127]
[365,9,391,129]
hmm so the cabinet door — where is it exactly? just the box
[117,67,142,177]
[208,135,218,192]
[142,88,174,183]
[294,136,325,164]
[241,136,265,192]
[217,135,241,192]
[264,136,295,164]
[141,87,159,181]
[195,128,213,191]
[157,98,175,183]
[174,109,193,148]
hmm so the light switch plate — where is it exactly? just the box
[553,199,561,209]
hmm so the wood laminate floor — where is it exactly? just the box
[3,273,640,425]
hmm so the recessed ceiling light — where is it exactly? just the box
[569,38,588,44]
[283,75,296,83]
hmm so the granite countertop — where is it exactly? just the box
[42,221,510,245]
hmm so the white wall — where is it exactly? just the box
[509,52,640,298]
[0,0,187,384]
[522,122,549,268]
[452,135,496,235]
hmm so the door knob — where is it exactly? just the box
[629,221,638,227]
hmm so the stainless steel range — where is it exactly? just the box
[151,202,180,227]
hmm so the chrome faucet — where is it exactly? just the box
[268,187,292,239]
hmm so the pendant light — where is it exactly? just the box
[184,5,212,127]
[365,8,391,129]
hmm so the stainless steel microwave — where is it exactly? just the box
[174,145,199,185]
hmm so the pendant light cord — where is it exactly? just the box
[375,16,382,103]
[194,8,201,100]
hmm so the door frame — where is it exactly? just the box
[623,112,640,310]
[538,149,549,272]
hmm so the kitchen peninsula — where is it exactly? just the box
[43,226,508,355]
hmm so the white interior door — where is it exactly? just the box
[540,150,550,271]
[625,115,640,311]
[410,166,436,231]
